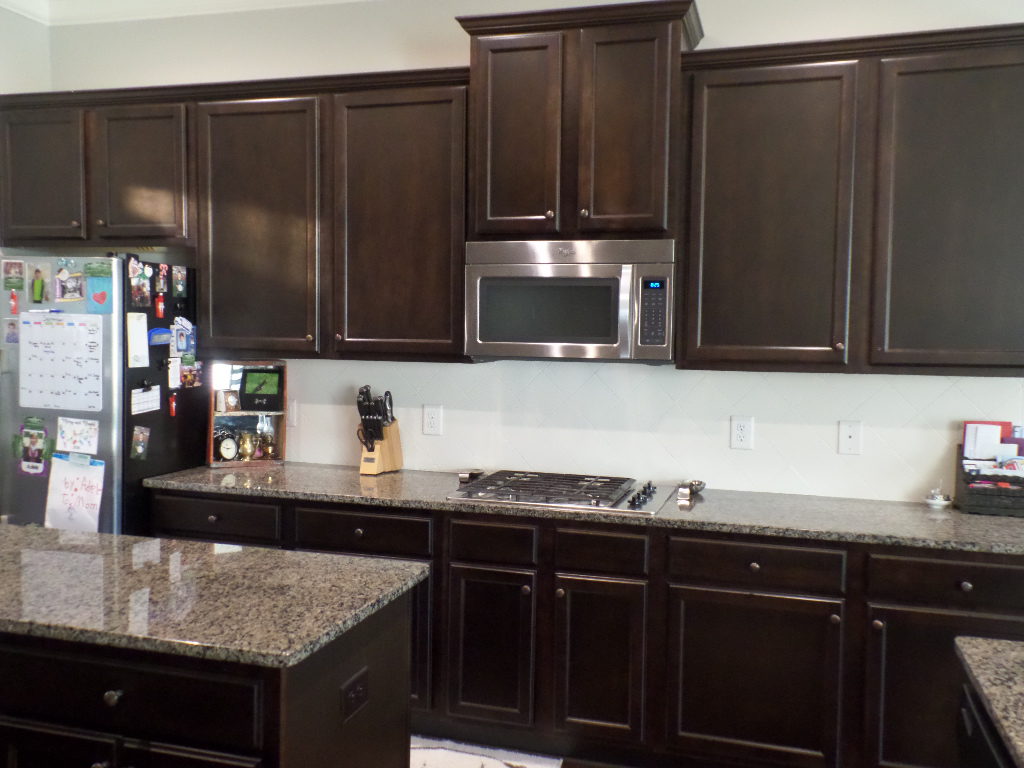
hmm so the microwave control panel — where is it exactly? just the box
[639,278,669,346]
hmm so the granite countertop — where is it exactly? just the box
[956,636,1024,767]
[144,462,1024,555]
[0,524,427,667]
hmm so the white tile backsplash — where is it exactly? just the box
[284,358,1024,502]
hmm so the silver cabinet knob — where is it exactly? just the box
[749,562,761,573]
[102,689,122,707]
[579,208,589,217]
[521,585,532,596]
[70,219,81,227]
[207,514,218,524]
[829,614,841,625]
[834,341,845,351]
[305,334,313,342]
[544,210,554,219]
[91,763,111,768]
[960,580,974,593]
[95,219,105,226]
[555,588,566,599]
[354,528,364,539]
[335,333,343,341]
[872,619,885,630]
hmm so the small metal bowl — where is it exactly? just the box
[687,479,706,495]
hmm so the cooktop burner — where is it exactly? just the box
[447,470,667,515]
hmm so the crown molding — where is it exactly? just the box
[0,0,50,24]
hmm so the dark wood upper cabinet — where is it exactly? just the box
[197,97,321,355]
[684,61,858,366]
[89,103,188,239]
[460,1,700,239]
[333,86,466,356]
[871,46,1024,366]
[0,108,87,240]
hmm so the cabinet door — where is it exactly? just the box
[872,47,1024,365]
[576,22,672,233]
[0,721,115,767]
[447,564,536,725]
[90,104,188,239]
[333,86,465,356]
[0,108,87,240]
[864,604,1024,768]
[667,586,843,768]
[197,98,320,354]
[469,32,563,235]
[553,574,646,743]
[685,62,857,365]
[120,744,261,767]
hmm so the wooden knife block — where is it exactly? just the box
[360,420,403,475]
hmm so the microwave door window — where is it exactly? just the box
[479,277,619,344]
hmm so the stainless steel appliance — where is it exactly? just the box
[464,240,675,361]
[446,470,672,515]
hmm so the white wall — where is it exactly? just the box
[0,7,50,93]
[36,0,1024,501]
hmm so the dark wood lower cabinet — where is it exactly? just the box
[0,722,115,766]
[667,586,844,768]
[447,564,537,725]
[864,604,1024,768]
[120,745,262,768]
[553,574,646,744]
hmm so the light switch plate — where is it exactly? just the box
[838,420,862,455]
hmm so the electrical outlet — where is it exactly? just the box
[730,415,754,450]
[838,420,862,455]
[422,404,443,436]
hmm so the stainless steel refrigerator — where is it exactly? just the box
[0,250,207,534]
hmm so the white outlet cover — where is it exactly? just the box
[730,415,755,450]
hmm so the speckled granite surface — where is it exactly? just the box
[144,462,1024,555]
[956,636,1024,767]
[0,524,427,667]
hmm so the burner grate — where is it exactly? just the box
[450,470,636,509]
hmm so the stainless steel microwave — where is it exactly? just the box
[465,240,675,362]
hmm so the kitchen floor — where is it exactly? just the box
[410,736,562,767]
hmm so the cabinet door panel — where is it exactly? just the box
[553,575,646,743]
[577,22,671,232]
[333,86,465,355]
[864,604,1024,768]
[0,108,86,240]
[198,98,320,354]
[469,33,563,235]
[91,104,188,239]
[667,586,843,768]
[447,565,536,725]
[872,47,1024,365]
[686,62,857,364]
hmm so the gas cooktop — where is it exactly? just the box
[446,470,670,515]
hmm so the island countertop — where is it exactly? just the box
[956,636,1024,767]
[0,523,427,667]
[143,462,1024,555]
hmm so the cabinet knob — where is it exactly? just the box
[335,333,343,342]
[960,580,974,593]
[91,763,112,768]
[579,208,589,217]
[748,562,761,573]
[834,341,845,351]
[305,334,313,342]
[872,619,885,630]
[555,588,566,598]
[829,614,841,625]
[521,585,532,596]
[102,689,123,707]
[95,218,105,226]
[544,210,555,219]
[207,514,219,524]
[70,219,81,227]
[353,528,364,538]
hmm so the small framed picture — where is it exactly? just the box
[216,389,242,413]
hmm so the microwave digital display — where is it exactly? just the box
[645,280,664,289]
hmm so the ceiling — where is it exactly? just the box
[0,0,379,25]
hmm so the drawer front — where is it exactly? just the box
[554,528,648,576]
[868,554,1024,611]
[668,537,846,595]
[151,494,281,544]
[0,647,262,751]
[449,519,538,566]
[294,507,432,557]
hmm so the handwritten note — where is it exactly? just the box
[44,453,105,532]
[19,313,103,412]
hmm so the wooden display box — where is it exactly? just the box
[207,360,287,467]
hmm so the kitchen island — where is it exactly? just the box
[0,523,427,767]
[956,636,1024,768]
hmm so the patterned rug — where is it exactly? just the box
[410,735,562,768]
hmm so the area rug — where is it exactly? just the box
[410,735,562,768]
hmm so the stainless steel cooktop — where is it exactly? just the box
[446,470,670,515]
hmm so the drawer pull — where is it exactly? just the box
[70,219,81,227]
[102,689,123,707]
[207,514,219,524]
[521,585,532,596]
[95,218,105,226]
[555,588,566,598]
[960,580,974,593]
[91,763,111,768]
[748,562,762,573]
[354,528,364,538]
[872,619,885,630]
[544,210,555,219]
[829,614,841,625]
